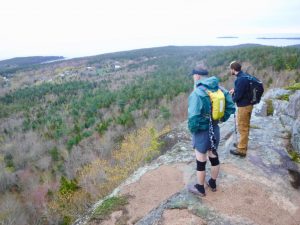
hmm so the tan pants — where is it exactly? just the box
[237,105,253,150]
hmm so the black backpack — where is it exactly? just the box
[243,74,264,105]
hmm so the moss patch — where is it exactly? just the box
[192,205,210,218]
[285,83,300,91]
[265,99,274,116]
[288,150,300,163]
[91,196,129,220]
[169,201,189,210]
[276,94,290,101]
[250,125,261,129]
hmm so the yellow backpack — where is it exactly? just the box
[201,87,226,120]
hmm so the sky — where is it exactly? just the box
[1,0,300,60]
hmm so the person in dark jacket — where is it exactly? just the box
[229,61,253,157]
[187,66,235,196]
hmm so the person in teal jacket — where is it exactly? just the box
[187,67,235,196]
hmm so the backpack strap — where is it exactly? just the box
[197,85,212,109]
[198,85,213,96]
[197,85,218,156]
[218,86,226,93]
[198,85,208,93]
[241,74,252,81]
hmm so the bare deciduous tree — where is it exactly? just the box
[0,194,28,225]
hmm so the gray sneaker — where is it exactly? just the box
[187,184,206,197]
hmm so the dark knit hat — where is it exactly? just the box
[191,67,209,76]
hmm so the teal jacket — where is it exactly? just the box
[188,76,236,133]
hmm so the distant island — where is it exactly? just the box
[257,37,300,40]
[217,36,238,39]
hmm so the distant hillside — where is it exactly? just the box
[0,56,64,76]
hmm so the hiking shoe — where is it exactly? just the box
[187,184,206,197]
[230,148,246,157]
[206,178,217,192]
[233,143,246,149]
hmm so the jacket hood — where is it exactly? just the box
[195,76,219,91]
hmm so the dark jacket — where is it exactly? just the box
[232,71,251,107]
[188,76,236,133]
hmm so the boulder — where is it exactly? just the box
[286,90,300,119]
[279,115,294,131]
[254,100,267,117]
[254,88,291,117]
[263,88,291,99]
[272,99,289,117]
[291,120,300,154]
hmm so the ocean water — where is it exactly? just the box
[1,33,300,61]
[55,33,300,59]
[193,33,300,47]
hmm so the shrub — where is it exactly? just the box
[115,111,134,127]
[59,176,80,195]
[66,132,83,151]
[95,119,111,135]
[160,106,171,120]
[49,147,60,161]
[4,153,14,169]
[84,117,96,128]
[82,131,92,138]
[60,216,72,225]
